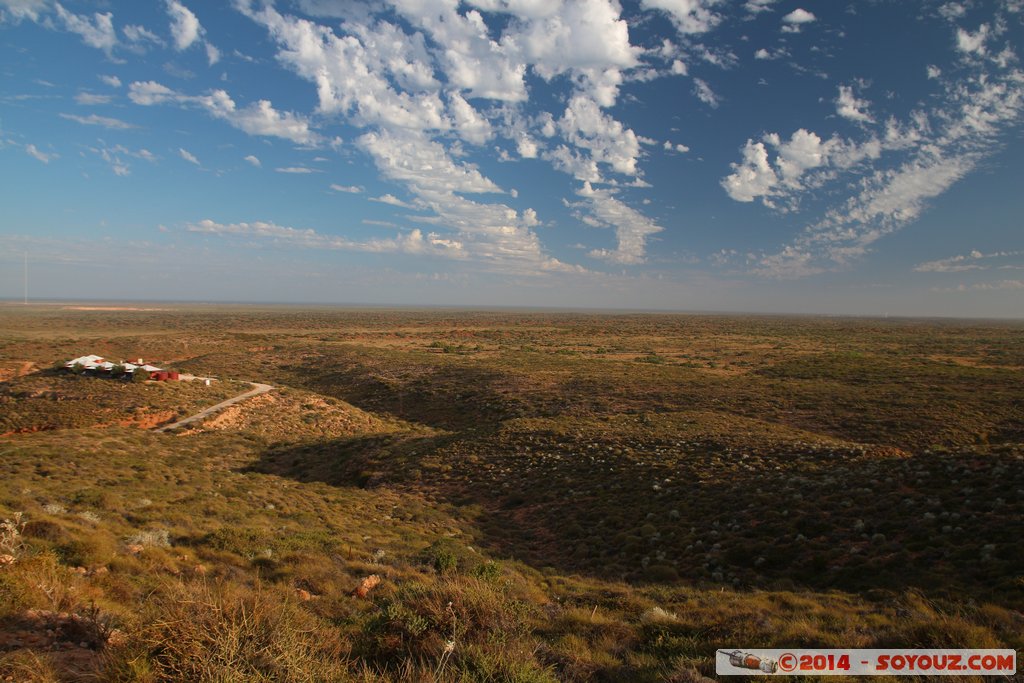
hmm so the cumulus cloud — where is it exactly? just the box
[835,85,874,123]
[128,80,320,145]
[54,3,116,53]
[165,0,219,65]
[234,0,658,274]
[165,0,201,50]
[558,95,642,177]
[641,0,720,35]
[743,50,1024,277]
[98,74,122,87]
[244,155,261,167]
[956,24,990,56]
[722,128,884,207]
[782,8,816,24]
[330,184,363,193]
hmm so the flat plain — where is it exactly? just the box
[0,304,1022,681]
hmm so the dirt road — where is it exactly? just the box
[155,382,273,433]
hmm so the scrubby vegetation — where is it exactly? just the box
[0,304,1021,680]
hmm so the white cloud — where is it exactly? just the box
[0,0,48,22]
[835,85,874,123]
[722,140,777,203]
[515,133,539,158]
[782,8,816,24]
[372,194,416,208]
[123,24,162,47]
[938,2,967,21]
[25,143,57,163]
[54,3,116,53]
[358,128,502,195]
[745,0,776,14]
[722,128,883,206]
[99,74,122,88]
[74,92,112,105]
[276,166,317,174]
[915,249,1024,272]
[165,0,220,65]
[165,0,201,50]
[234,0,621,275]
[330,184,363,193]
[641,0,720,35]
[571,182,664,265]
[745,58,1024,277]
[447,91,493,145]
[88,143,156,176]
[59,112,136,129]
[927,65,942,79]
[692,78,720,107]
[558,94,642,178]
[244,155,261,167]
[956,24,990,56]
[128,81,320,145]
[179,147,200,165]
[186,218,468,259]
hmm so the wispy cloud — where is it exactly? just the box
[73,92,113,105]
[128,80,321,145]
[179,147,200,165]
[60,112,137,129]
[724,12,1024,279]
[934,279,1024,292]
[915,250,1024,273]
[185,218,467,258]
[25,143,57,164]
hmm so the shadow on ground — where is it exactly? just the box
[244,427,1024,607]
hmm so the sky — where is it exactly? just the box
[1,0,1023,316]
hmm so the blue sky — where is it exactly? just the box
[1,0,1022,315]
